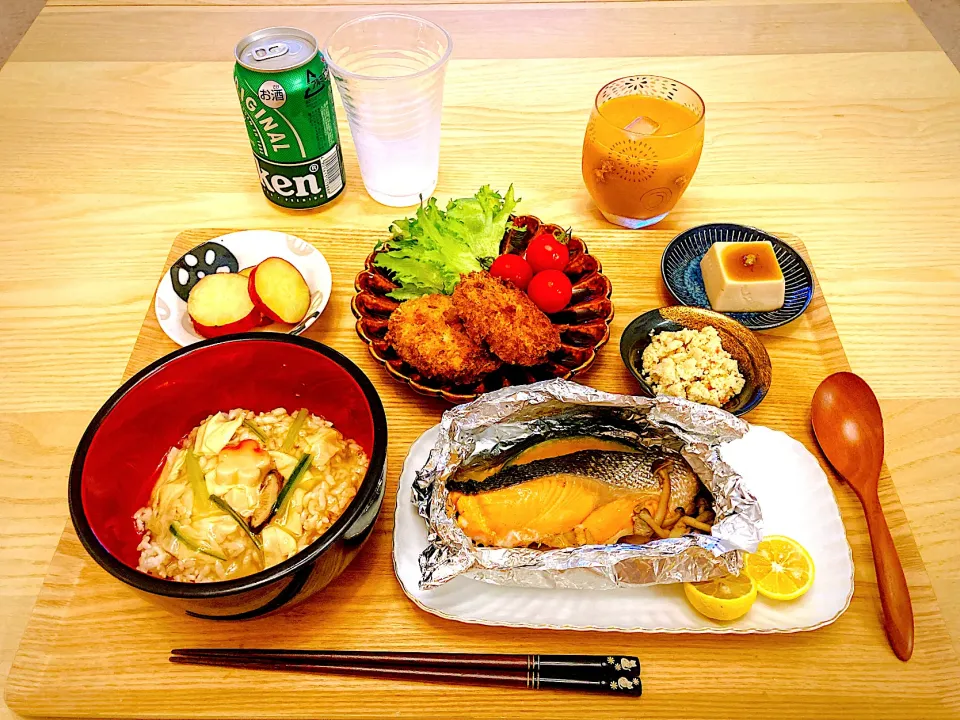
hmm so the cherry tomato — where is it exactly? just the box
[525,231,570,274]
[527,270,573,314]
[489,253,534,290]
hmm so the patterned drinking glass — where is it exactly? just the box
[324,13,452,207]
[582,76,705,228]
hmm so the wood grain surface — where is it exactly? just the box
[43,0,895,6]
[12,3,940,61]
[2,0,960,717]
[4,228,958,719]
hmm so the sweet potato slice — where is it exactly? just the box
[187,273,261,338]
[248,257,311,324]
[239,267,270,324]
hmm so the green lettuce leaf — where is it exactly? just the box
[443,184,518,264]
[374,185,519,300]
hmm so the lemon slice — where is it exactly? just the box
[683,573,757,621]
[744,535,815,601]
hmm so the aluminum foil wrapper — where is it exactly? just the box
[413,378,763,590]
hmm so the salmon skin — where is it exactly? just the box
[446,447,702,548]
[447,448,677,495]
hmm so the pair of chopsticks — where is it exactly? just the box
[170,649,641,695]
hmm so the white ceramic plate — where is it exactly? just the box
[154,230,332,347]
[393,424,854,633]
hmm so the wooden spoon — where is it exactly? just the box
[811,372,914,661]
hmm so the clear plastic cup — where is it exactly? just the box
[324,13,452,207]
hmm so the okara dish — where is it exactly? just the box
[69,334,387,619]
[620,306,771,416]
[135,407,368,582]
[640,325,745,407]
[353,215,614,402]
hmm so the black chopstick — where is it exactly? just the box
[169,649,641,695]
[172,648,639,673]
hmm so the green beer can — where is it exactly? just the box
[234,27,345,209]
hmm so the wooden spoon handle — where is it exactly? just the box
[861,493,914,661]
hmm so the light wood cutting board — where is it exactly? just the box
[6,228,959,718]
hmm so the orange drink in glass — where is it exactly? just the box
[582,76,705,228]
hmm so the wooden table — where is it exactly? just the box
[1,0,959,717]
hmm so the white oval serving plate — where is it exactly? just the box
[393,424,854,633]
[155,230,332,347]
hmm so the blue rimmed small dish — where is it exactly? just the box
[660,224,814,330]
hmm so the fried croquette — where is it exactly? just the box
[452,272,561,366]
[386,294,501,384]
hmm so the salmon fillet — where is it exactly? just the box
[447,449,702,548]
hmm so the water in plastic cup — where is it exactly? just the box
[324,13,452,207]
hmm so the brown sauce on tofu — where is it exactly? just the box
[717,241,783,282]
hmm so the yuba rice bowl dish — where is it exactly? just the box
[134,407,369,582]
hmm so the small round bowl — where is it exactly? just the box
[352,215,614,403]
[619,306,771,416]
[68,333,387,620]
[660,223,814,330]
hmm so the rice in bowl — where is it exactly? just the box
[134,407,368,583]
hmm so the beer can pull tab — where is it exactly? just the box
[253,42,289,62]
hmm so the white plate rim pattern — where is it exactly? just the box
[392,425,855,634]
[154,230,333,347]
